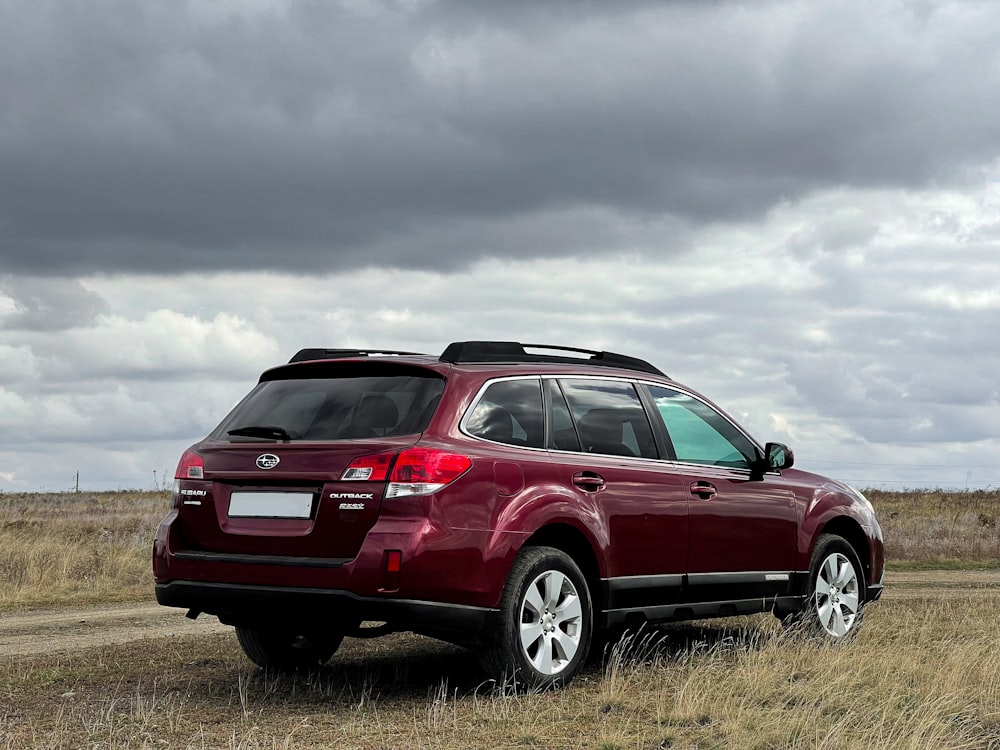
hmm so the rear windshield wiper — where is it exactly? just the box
[227,425,294,441]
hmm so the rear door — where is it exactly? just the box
[176,362,445,561]
[548,378,688,586]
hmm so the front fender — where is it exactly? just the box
[797,479,883,586]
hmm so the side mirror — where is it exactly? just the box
[750,442,794,480]
[765,442,794,471]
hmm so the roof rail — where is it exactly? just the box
[439,341,665,377]
[289,348,424,364]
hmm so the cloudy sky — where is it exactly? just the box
[2,0,999,492]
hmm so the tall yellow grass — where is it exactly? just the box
[2,593,998,748]
[0,490,998,747]
[0,488,997,610]
[869,489,1000,567]
[0,491,167,610]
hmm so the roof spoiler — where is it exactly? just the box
[288,348,423,363]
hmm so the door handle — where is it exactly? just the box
[690,481,717,500]
[573,472,606,491]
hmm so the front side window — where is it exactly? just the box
[648,385,755,469]
[558,379,657,459]
[466,379,544,448]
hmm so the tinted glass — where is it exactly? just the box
[214,373,445,441]
[545,379,582,451]
[558,379,657,458]
[466,379,544,448]
[647,385,755,468]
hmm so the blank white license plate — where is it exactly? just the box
[228,492,314,518]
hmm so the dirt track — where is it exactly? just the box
[1,569,996,658]
[0,602,229,657]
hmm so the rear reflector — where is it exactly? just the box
[382,549,402,592]
[386,549,402,573]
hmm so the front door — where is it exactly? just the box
[644,384,797,602]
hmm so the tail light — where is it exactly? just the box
[172,450,205,509]
[388,448,472,498]
[340,447,472,498]
[175,450,205,480]
[340,452,394,482]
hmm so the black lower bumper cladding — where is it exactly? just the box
[155,580,493,635]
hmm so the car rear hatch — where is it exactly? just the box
[172,360,445,562]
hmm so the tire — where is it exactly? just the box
[480,546,593,691]
[786,533,866,640]
[235,626,343,671]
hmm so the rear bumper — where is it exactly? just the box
[155,580,494,638]
[152,505,509,612]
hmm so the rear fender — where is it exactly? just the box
[482,484,608,605]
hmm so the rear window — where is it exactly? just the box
[213,367,445,441]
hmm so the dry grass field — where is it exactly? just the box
[1,489,998,748]
[0,491,164,612]
[867,489,1000,568]
[1,488,996,610]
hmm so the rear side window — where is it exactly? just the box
[558,379,658,459]
[214,370,445,441]
[545,380,581,451]
[466,379,544,448]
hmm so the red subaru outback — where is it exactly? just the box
[153,341,884,688]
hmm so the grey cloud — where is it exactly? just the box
[2,1,1000,276]
[1,237,998,489]
[3,1,1000,492]
[786,217,881,259]
[0,277,108,331]
[9,307,281,385]
[904,368,997,407]
[851,403,1000,445]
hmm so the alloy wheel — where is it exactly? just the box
[814,552,861,637]
[518,569,584,676]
